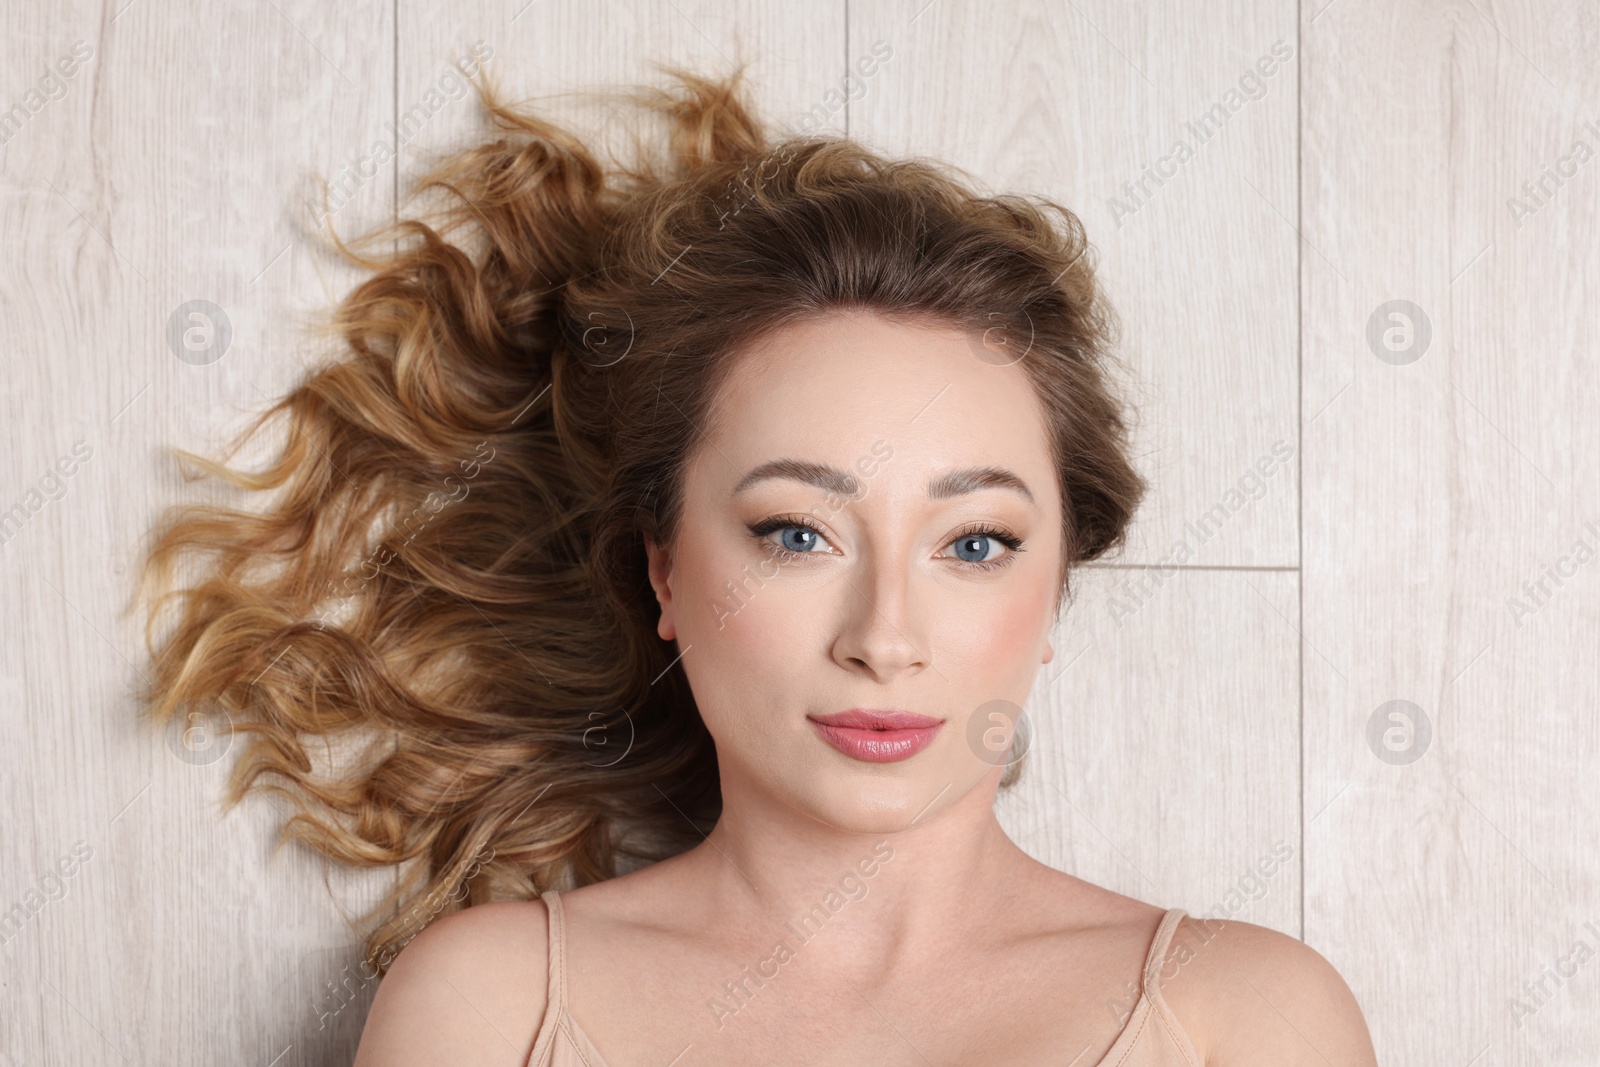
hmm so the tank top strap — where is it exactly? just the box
[526,889,573,1067]
[1140,907,1188,993]
[542,889,568,1014]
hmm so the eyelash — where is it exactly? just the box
[748,514,1026,574]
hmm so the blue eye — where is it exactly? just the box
[951,531,1003,564]
[778,525,821,553]
[748,515,1025,573]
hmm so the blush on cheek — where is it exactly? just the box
[683,571,779,690]
[688,542,792,637]
[968,582,1054,673]
[704,571,797,656]
[699,569,759,640]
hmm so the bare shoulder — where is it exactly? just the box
[353,899,551,1067]
[1157,916,1379,1067]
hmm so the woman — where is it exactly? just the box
[136,65,1377,1066]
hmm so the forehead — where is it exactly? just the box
[696,309,1056,495]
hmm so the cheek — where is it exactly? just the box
[944,577,1054,673]
[675,545,801,703]
[1017,578,1056,639]
[682,545,788,650]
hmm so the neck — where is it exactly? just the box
[671,763,1038,974]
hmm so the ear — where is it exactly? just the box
[643,535,676,641]
[1041,639,1054,665]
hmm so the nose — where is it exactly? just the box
[830,549,931,681]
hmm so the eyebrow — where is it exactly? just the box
[731,459,1035,505]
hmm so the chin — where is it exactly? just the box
[787,770,962,834]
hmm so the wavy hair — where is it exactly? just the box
[133,63,1147,972]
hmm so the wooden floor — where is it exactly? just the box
[1,2,1595,1064]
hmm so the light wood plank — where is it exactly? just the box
[0,2,394,1064]
[1302,1,1600,1064]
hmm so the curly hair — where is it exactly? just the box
[132,62,1147,973]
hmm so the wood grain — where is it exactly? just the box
[0,1,1594,1064]
[1301,2,1600,1064]
[1,2,397,1065]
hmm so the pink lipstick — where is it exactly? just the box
[807,709,944,763]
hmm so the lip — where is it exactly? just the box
[807,709,944,763]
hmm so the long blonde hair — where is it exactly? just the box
[133,63,1146,971]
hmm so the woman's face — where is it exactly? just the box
[645,308,1063,832]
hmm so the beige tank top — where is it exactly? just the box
[526,889,1202,1066]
